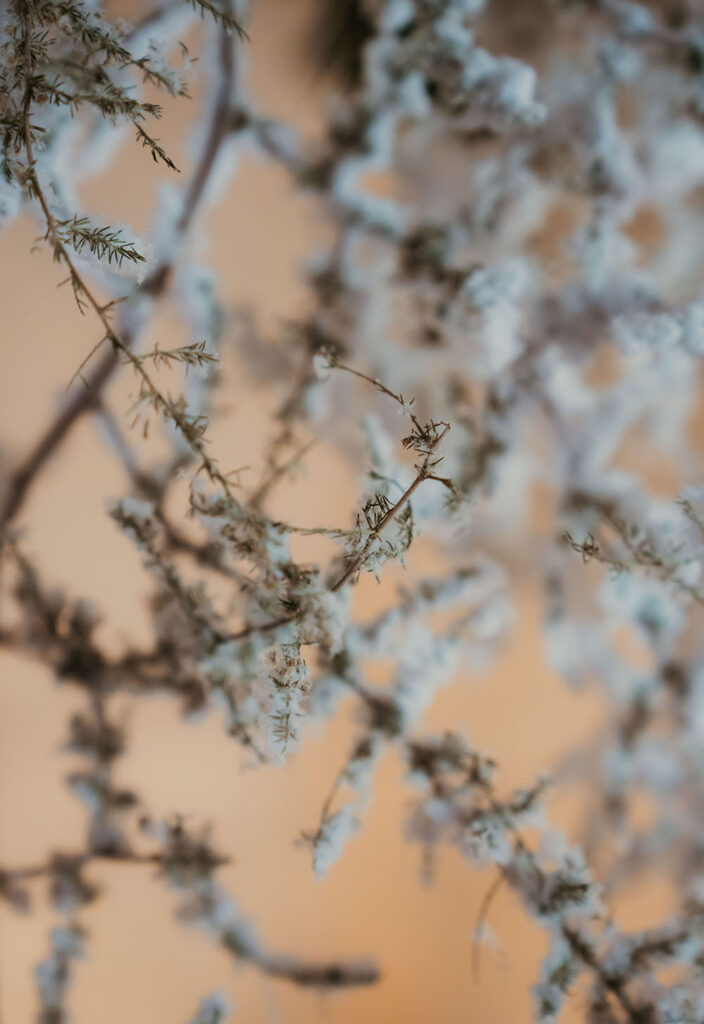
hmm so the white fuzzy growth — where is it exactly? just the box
[495,61,545,125]
[177,266,223,343]
[200,641,244,685]
[612,311,682,354]
[380,0,415,33]
[459,49,546,130]
[458,813,513,866]
[464,260,528,309]
[589,89,640,197]
[312,805,360,879]
[264,644,310,760]
[333,160,406,235]
[302,587,348,653]
[456,260,529,377]
[435,11,474,52]
[468,592,513,642]
[539,347,593,415]
[35,926,83,1015]
[0,176,20,231]
[648,122,704,201]
[572,218,636,288]
[606,0,654,36]
[151,183,186,263]
[188,993,231,1024]
[532,936,575,1023]
[393,626,459,728]
[313,351,334,380]
[267,685,304,760]
[599,570,685,639]
[680,300,704,354]
[263,643,309,690]
[658,990,704,1024]
[459,0,486,14]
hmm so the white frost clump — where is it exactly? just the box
[188,993,231,1024]
[0,176,20,231]
[612,311,683,355]
[572,218,635,288]
[456,260,529,377]
[599,571,685,639]
[538,347,593,415]
[264,644,310,760]
[35,926,84,1020]
[460,50,546,131]
[393,626,459,728]
[658,990,704,1024]
[604,0,654,36]
[613,300,704,357]
[458,813,513,866]
[312,351,334,381]
[680,300,704,355]
[312,805,361,880]
[648,122,704,201]
[380,0,415,33]
[532,936,575,1024]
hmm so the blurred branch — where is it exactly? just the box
[0,21,237,533]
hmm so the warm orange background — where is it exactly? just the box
[0,3,671,1021]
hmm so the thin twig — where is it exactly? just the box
[471,868,505,983]
[0,19,237,532]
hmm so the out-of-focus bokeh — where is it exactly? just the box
[0,2,670,1020]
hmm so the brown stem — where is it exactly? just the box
[249,437,316,511]
[252,950,378,988]
[220,420,449,644]
[475,778,647,1022]
[0,19,236,533]
[0,847,230,883]
[330,471,426,592]
[220,466,438,645]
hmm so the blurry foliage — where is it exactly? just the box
[4,0,704,1021]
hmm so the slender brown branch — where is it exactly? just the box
[249,437,317,511]
[221,399,450,643]
[252,950,378,988]
[0,847,229,884]
[475,779,647,1022]
[330,471,426,592]
[220,463,444,644]
[0,19,237,533]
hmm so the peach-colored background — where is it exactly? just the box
[0,3,671,1021]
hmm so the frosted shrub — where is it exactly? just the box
[3,0,704,1020]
